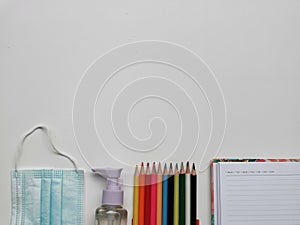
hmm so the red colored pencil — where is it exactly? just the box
[150,162,157,225]
[144,162,151,225]
[139,162,145,225]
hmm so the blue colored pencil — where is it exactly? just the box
[162,163,169,225]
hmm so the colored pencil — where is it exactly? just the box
[162,163,168,225]
[168,163,174,225]
[144,163,151,225]
[133,165,139,225]
[191,163,197,225]
[185,162,191,225]
[150,163,157,225]
[139,162,145,225]
[156,162,163,225]
[179,162,185,225]
[135,161,196,225]
[174,163,179,225]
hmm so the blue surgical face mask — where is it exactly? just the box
[10,126,84,225]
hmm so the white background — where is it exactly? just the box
[1,1,300,225]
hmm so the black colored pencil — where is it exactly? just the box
[190,163,197,225]
[179,162,185,225]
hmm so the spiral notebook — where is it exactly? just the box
[211,159,300,225]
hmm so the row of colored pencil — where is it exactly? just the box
[133,162,197,225]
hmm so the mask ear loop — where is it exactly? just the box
[14,125,79,173]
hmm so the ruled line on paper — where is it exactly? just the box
[227,183,299,186]
[224,219,300,223]
[226,177,300,181]
[227,203,300,206]
[225,174,300,177]
[225,188,300,191]
[226,207,300,211]
[218,162,300,225]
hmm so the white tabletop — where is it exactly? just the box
[1,1,299,225]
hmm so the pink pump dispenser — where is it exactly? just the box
[93,168,128,225]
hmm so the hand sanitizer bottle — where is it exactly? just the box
[93,168,128,225]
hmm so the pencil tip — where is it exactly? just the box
[140,162,145,174]
[152,162,157,173]
[147,162,150,167]
[152,162,156,169]
[180,162,185,173]
[169,162,174,174]
[175,163,179,174]
[163,163,168,175]
[157,162,162,174]
[192,163,196,175]
[146,163,150,174]
[186,161,191,173]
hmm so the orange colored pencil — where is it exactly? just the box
[139,162,145,225]
[156,162,163,225]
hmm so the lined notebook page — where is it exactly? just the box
[218,162,300,225]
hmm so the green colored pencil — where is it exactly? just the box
[174,163,179,225]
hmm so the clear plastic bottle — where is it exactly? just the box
[95,205,127,225]
[93,168,128,225]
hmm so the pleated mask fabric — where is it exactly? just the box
[11,169,84,225]
[10,125,85,225]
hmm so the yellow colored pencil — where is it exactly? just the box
[133,165,139,225]
[174,163,179,225]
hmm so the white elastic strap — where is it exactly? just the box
[14,125,78,172]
